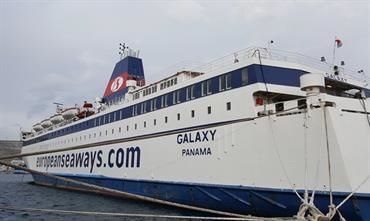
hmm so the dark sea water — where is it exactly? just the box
[0,173,213,221]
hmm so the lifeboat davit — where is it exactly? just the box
[50,114,64,124]
[40,119,52,128]
[62,107,78,120]
[32,123,43,132]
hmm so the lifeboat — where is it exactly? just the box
[83,102,93,108]
[40,119,52,128]
[50,114,64,124]
[32,123,43,132]
[76,108,95,119]
[62,107,78,120]
[76,102,95,119]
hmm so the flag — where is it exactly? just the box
[335,37,343,48]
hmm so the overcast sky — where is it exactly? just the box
[0,0,369,140]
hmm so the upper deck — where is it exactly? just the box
[22,47,370,144]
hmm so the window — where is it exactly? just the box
[127,125,129,131]
[135,124,137,130]
[112,128,114,134]
[201,80,212,96]
[227,102,231,111]
[220,75,226,91]
[161,95,168,107]
[105,130,108,135]
[151,99,157,111]
[186,85,195,100]
[177,113,180,121]
[226,73,231,89]
[144,121,146,128]
[165,116,168,123]
[142,102,147,113]
[133,92,140,100]
[220,73,232,91]
[173,90,180,104]
[152,85,157,93]
[191,110,195,118]
[119,127,121,133]
[208,106,212,114]
[154,119,157,126]
[132,105,138,116]
[242,68,248,86]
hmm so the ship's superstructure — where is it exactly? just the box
[21,47,370,220]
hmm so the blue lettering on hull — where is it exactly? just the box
[36,146,141,173]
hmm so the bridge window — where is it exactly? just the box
[191,110,195,118]
[242,68,249,85]
[208,106,212,114]
[177,113,180,121]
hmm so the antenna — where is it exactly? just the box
[53,102,63,113]
[267,40,274,57]
[53,102,63,106]
[119,43,128,60]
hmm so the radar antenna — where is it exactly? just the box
[53,102,63,113]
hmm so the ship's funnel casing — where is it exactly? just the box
[103,56,145,104]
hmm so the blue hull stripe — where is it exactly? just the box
[31,174,370,221]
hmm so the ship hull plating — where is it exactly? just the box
[31,173,369,220]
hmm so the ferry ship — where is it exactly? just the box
[21,46,370,220]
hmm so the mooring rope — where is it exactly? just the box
[0,205,294,221]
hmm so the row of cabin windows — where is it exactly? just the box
[143,85,158,97]
[53,102,232,146]
[132,73,237,116]
[160,78,177,90]
[26,67,248,146]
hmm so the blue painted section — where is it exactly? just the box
[247,64,308,87]
[31,173,370,220]
[111,56,144,79]
[103,56,145,104]
[364,89,370,98]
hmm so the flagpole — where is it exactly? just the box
[332,36,336,65]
